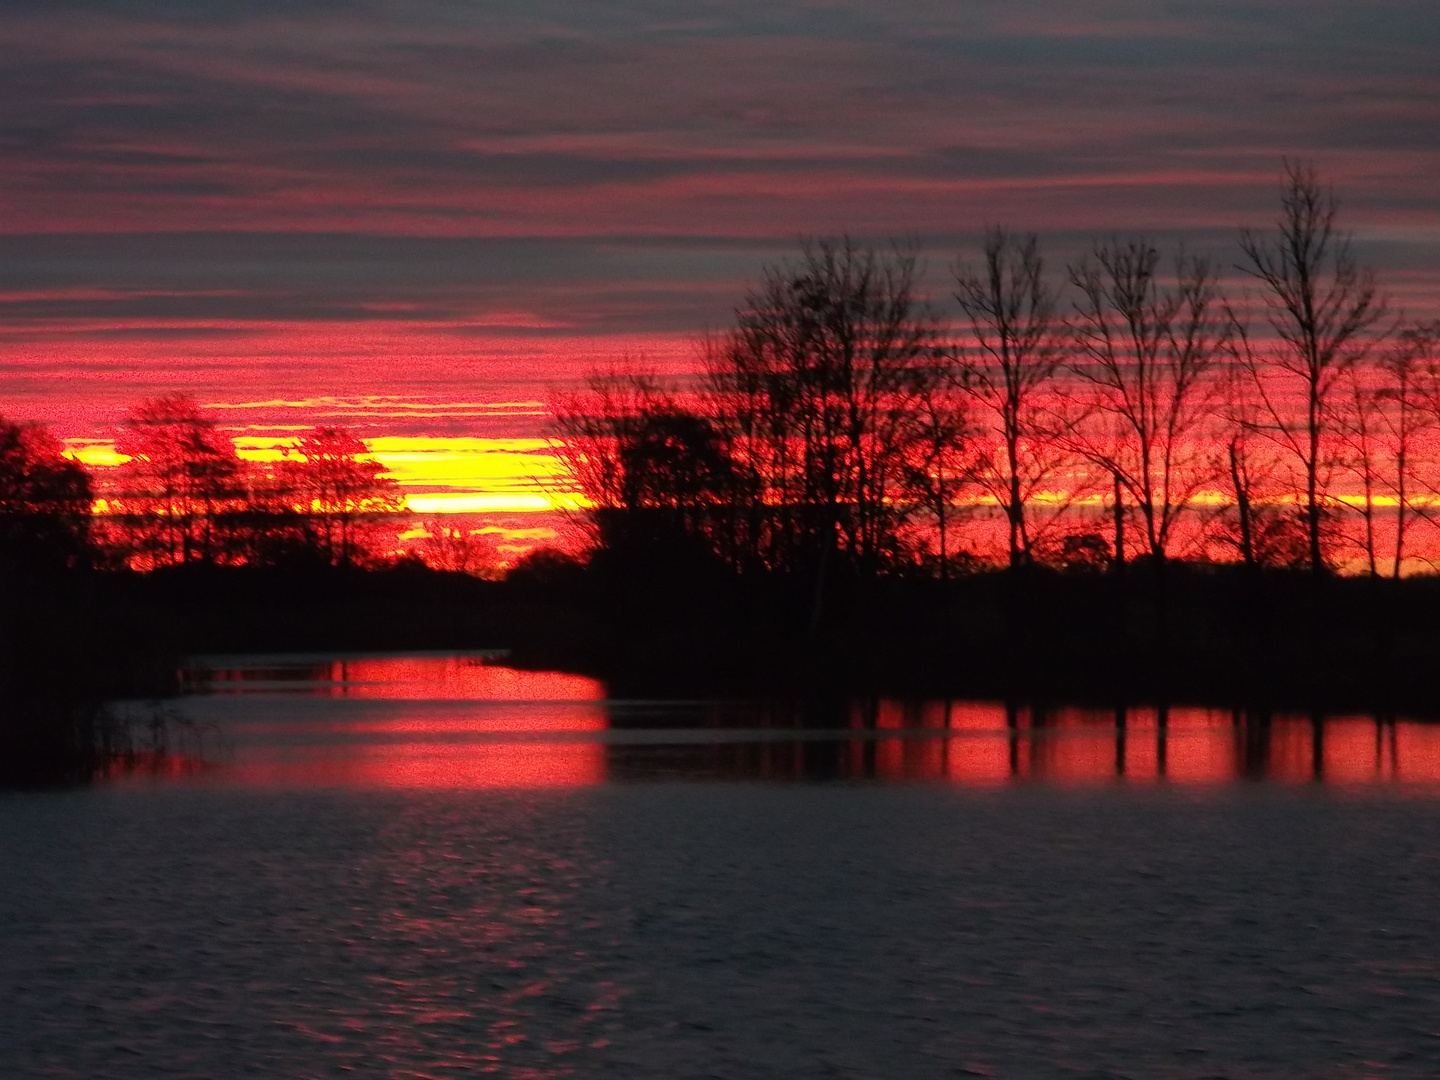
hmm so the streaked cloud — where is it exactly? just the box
[1,0,1436,447]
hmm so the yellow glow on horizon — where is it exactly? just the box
[71,426,1440,524]
[64,441,129,468]
[365,436,579,513]
[406,491,587,513]
[68,434,583,514]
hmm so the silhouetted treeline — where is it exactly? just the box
[554,164,1434,582]
[0,559,537,785]
[103,394,407,569]
[492,547,1440,717]
[9,162,1440,787]
[0,396,417,783]
[0,394,407,575]
[0,414,92,572]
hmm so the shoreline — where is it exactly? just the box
[7,561,1440,715]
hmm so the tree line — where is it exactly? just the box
[554,164,1439,581]
[1,393,405,572]
[3,163,1436,584]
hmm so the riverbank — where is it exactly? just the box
[6,561,1440,715]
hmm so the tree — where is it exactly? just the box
[954,229,1068,567]
[289,426,404,566]
[1339,362,1384,576]
[1067,240,1228,561]
[903,376,971,580]
[707,239,943,577]
[1237,162,1386,574]
[552,371,734,564]
[550,371,657,536]
[114,394,243,566]
[418,516,497,576]
[0,417,93,571]
[1213,337,1310,569]
[1377,324,1438,576]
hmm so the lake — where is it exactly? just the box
[2,652,1439,1078]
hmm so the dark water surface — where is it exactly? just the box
[3,654,1440,1078]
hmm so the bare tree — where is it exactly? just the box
[114,394,244,566]
[289,426,405,566]
[903,374,971,580]
[550,370,659,536]
[1386,322,1440,574]
[1066,240,1228,561]
[551,370,733,561]
[1213,331,1309,568]
[1339,363,1384,576]
[954,229,1068,567]
[418,517,497,576]
[0,417,93,570]
[707,239,943,576]
[1217,351,1261,566]
[1237,161,1386,574]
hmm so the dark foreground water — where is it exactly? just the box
[2,654,1439,1079]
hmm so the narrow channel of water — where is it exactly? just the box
[102,651,1440,788]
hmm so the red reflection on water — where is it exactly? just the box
[1395,723,1440,782]
[232,740,605,789]
[173,659,1440,788]
[204,655,602,702]
[196,657,607,789]
[942,703,1013,784]
[318,658,601,701]
[1323,718,1386,783]
[832,702,1440,787]
[1268,717,1322,783]
[1163,709,1237,784]
[1122,710,1162,781]
[1027,708,1120,784]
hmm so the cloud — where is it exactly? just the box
[0,0,1436,439]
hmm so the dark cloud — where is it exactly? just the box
[0,0,1435,431]
[0,0,362,19]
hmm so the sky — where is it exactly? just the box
[2,0,1438,517]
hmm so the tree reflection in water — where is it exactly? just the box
[604,703,1440,786]
[155,655,1440,790]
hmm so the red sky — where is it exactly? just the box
[2,1,1438,517]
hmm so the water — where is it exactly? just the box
[118,653,1440,788]
[3,653,1440,1078]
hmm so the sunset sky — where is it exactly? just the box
[2,1,1438,520]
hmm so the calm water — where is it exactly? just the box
[3,653,1440,1078]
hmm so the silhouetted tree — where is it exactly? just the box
[114,394,243,566]
[551,371,657,533]
[0,417,93,571]
[1217,320,1313,568]
[1237,162,1386,574]
[1340,363,1384,576]
[1379,323,1438,576]
[954,229,1069,567]
[418,516,498,576]
[288,426,405,566]
[553,372,734,564]
[903,376,971,580]
[231,459,323,567]
[1066,240,1228,560]
[708,239,943,577]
